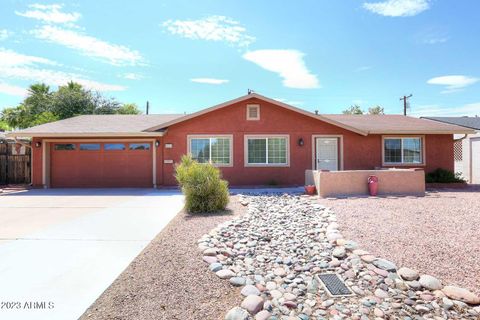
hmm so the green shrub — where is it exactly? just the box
[175,155,229,213]
[425,168,466,183]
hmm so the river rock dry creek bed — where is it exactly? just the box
[197,194,480,320]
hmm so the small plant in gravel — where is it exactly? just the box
[175,155,229,213]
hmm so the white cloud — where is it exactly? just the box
[32,25,143,66]
[411,103,480,117]
[0,47,58,67]
[243,49,320,89]
[427,75,479,93]
[162,15,255,47]
[118,73,144,80]
[363,0,430,17]
[0,29,12,41]
[272,98,304,106]
[31,25,144,66]
[0,48,125,92]
[0,82,28,97]
[190,78,229,85]
[423,37,448,45]
[15,3,80,24]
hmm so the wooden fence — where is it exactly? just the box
[0,142,31,185]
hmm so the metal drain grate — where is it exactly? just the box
[316,273,354,297]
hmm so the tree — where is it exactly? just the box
[368,105,384,115]
[117,103,142,114]
[343,105,364,115]
[1,81,140,129]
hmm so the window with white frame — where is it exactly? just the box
[246,104,260,120]
[246,136,288,165]
[189,136,232,165]
[384,137,422,164]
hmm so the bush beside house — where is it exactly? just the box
[425,168,466,183]
[175,155,229,213]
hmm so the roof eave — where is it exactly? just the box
[6,132,165,138]
[369,129,476,135]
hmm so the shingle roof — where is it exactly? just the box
[7,94,475,138]
[320,114,473,134]
[421,116,480,130]
[10,114,185,137]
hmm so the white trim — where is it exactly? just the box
[246,104,260,120]
[311,135,344,170]
[187,134,233,167]
[382,135,425,166]
[244,134,290,167]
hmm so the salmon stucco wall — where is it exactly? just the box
[160,97,455,186]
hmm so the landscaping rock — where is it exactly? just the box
[255,310,271,320]
[216,269,235,279]
[398,267,419,281]
[225,307,249,320]
[442,286,480,305]
[241,295,264,315]
[230,277,246,286]
[419,275,443,290]
[372,258,397,271]
[200,194,479,320]
[241,285,260,296]
[209,262,223,272]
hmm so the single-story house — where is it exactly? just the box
[422,116,480,184]
[7,93,474,188]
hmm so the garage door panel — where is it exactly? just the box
[50,142,153,188]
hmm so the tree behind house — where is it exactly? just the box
[342,104,385,115]
[1,81,142,129]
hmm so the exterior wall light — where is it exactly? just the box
[155,140,160,147]
[298,138,304,147]
[35,141,42,148]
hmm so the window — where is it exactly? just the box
[384,137,422,164]
[246,136,288,165]
[129,143,150,150]
[189,136,232,165]
[79,143,100,151]
[104,143,126,151]
[246,104,260,120]
[54,143,75,150]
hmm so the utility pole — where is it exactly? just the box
[146,101,150,115]
[400,94,412,116]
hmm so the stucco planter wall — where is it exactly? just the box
[306,169,425,198]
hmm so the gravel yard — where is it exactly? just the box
[200,193,480,319]
[319,188,480,296]
[81,196,246,320]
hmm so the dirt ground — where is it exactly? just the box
[81,196,245,320]
[319,188,480,295]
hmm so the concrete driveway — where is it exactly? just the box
[0,188,184,320]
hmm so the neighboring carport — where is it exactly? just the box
[0,188,184,320]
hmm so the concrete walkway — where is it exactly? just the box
[0,189,184,320]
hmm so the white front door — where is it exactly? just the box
[316,138,338,171]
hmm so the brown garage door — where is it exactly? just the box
[50,141,153,188]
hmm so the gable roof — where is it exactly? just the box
[321,114,474,134]
[421,116,480,130]
[7,93,474,138]
[8,114,184,137]
[144,93,369,135]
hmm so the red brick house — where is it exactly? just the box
[8,93,473,188]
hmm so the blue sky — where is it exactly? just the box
[0,0,479,116]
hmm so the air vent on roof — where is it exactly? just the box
[247,104,260,120]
